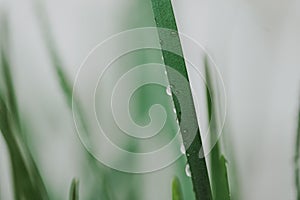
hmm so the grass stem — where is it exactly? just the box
[150,1,212,199]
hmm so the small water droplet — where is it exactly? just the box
[173,108,177,114]
[185,164,191,177]
[182,129,187,134]
[198,150,204,159]
[166,85,172,96]
[161,56,164,61]
[180,144,186,154]
[170,31,177,36]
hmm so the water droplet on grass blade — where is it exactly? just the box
[180,144,186,154]
[166,85,172,96]
[185,164,191,177]
[170,31,177,36]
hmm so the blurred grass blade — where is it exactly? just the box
[33,2,117,199]
[34,1,73,108]
[0,12,21,130]
[150,0,212,199]
[205,57,230,200]
[220,155,230,194]
[295,100,300,200]
[0,12,49,200]
[69,178,79,200]
[34,0,91,142]
[172,177,184,200]
[0,96,49,200]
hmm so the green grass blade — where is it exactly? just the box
[172,177,184,200]
[34,0,91,142]
[150,1,212,199]
[34,1,73,108]
[295,101,300,200]
[0,12,21,130]
[69,178,79,200]
[0,95,49,200]
[204,57,230,200]
[0,13,49,200]
[33,3,117,199]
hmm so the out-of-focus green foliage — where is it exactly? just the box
[0,1,242,200]
[34,2,119,199]
[172,177,184,200]
[0,12,49,200]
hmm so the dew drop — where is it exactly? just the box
[180,144,186,154]
[185,164,191,177]
[173,108,177,114]
[182,129,187,134]
[170,31,177,36]
[166,85,172,96]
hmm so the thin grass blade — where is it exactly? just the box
[69,178,79,200]
[33,2,117,199]
[0,12,21,130]
[204,57,230,200]
[295,99,300,200]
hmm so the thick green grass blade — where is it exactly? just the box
[150,1,212,199]
[69,178,79,200]
[172,177,184,200]
[295,101,300,200]
[0,95,49,200]
[204,57,230,200]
